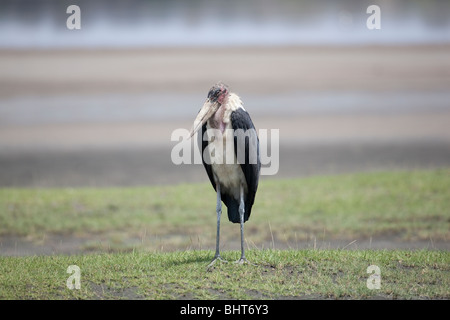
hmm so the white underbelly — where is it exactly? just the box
[206,123,247,200]
[211,161,247,200]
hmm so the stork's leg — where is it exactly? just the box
[235,184,252,265]
[207,184,227,269]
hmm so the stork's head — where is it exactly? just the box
[189,82,229,137]
[207,82,229,105]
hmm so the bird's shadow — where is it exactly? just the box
[164,252,214,267]
[164,251,261,270]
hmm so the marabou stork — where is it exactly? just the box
[190,82,261,267]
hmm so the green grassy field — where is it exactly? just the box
[0,169,449,299]
[0,249,449,299]
[1,169,449,249]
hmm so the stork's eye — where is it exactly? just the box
[208,88,220,101]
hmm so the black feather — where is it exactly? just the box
[231,108,261,222]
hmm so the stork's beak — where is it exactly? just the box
[189,99,220,138]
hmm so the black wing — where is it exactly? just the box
[200,122,216,191]
[231,108,261,219]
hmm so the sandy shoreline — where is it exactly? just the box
[1,111,449,151]
[1,45,449,187]
[1,45,450,97]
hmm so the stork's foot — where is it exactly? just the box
[234,257,256,266]
[207,255,228,270]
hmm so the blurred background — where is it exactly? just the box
[0,0,450,187]
[1,0,450,47]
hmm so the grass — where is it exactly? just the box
[0,168,449,250]
[0,168,449,299]
[0,249,448,299]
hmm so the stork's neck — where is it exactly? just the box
[209,93,242,133]
[211,102,226,133]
